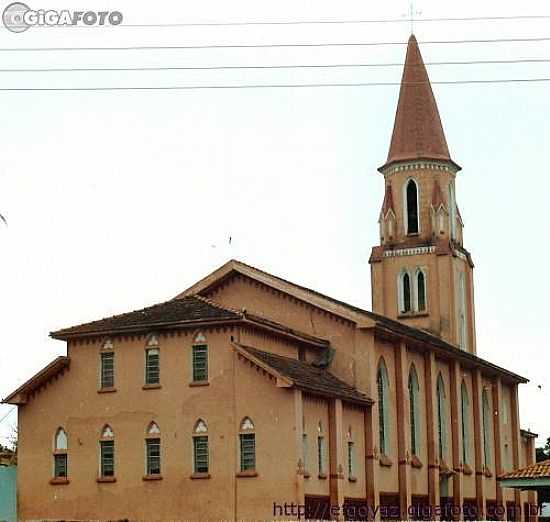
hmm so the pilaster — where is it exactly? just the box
[492,378,505,519]
[365,405,380,521]
[329,398,345,519]
[294,389,305,507]
[395,341,412,520]
[472,368,486,520]
[510,385,522,521]
[449,360,464,520]
[424,351,440,518]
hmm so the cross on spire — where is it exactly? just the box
[406,2,422,34]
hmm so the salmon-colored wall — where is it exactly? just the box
[342,405,366,499]
[16,270,530,521]
[17,327,299,521]
[303,395,330,497]
[205,275,358,386]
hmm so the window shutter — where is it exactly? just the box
[145,349,160,384]
[192,344,208,382]
[100,352,114,388]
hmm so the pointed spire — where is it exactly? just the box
[431,179,446,210]
[380,35,459,171]
[380,183,395,217]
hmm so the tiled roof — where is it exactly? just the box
[51,295,241,339]
[499,460,550,480]
[367,310,527,383]
[235,344,373,406]
[182,259,527,383]
[380,183,395,217]
[520,429,538,439]
[431,179,446,210]
[381,35,459,171]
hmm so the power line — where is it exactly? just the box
[0,77,549,92]
[0,58,549,73]
[6,14,550,28]
[0,407,15,426]
[2,36,550,53]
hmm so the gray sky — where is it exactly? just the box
[1,0,549,447]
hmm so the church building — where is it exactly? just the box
[3,35,537,521]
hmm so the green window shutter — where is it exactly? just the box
[317,436,325,474]
[240,433,255,471]
[145,349,160,385]
[146,438,161,475]
[100,440,115,477]
[192,344,208,382]
[100,352,114,388]
[193,436,209,473]
[54,454,67,478]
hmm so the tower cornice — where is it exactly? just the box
[378,158,461,177]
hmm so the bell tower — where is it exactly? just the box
[369,35,476,353]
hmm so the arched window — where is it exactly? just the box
[193,419,209,474]
[482,390,491,469]
[458,272,467,350]
[416,270,426,312]
[398,270,412,313]
[502,395,509,426]
[239,417,256,472]
[461,382,470,465]
[53,428,68,479]
[100,338,115,390]
[192,332,208,383]
[347,426,355,478]
[408,365,420,456]
[145,421,161,476]
[145,334,160,385]
[377,360,390,456]
[99,425,115,478]
[317,421,325,475]
[448,182,457,239]
[406,179,419,234]
[436,374,447,461]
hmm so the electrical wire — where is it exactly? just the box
[2,36,550,53]
[0,58,549,73]
[0,407,15,425]
[0,77,549,92]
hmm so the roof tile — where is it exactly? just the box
[236,344,372,405]
[499,460,550,480]
[51,295,241,338]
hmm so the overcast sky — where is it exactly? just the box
[1,0,549,447]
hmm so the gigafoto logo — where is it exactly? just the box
[2,2,123,32]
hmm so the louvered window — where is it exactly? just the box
[145,348,160,385]
[100,440,115,477]
[347,441,355,477]
[193,436,209,473]
[146,438,161,475]
[100,352,114,388]
[192,344,208,382]
[54,454,67,478]
[240,433,256,471]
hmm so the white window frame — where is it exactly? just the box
[414,268,428,312]
[403,178,421,235]
[461,382,470,465]
[377,359,390,456]
[436,374,447,461]
[397,269,413,314]
[457,271,467,350]
[448,181,457,240]
[408,365,420,456]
